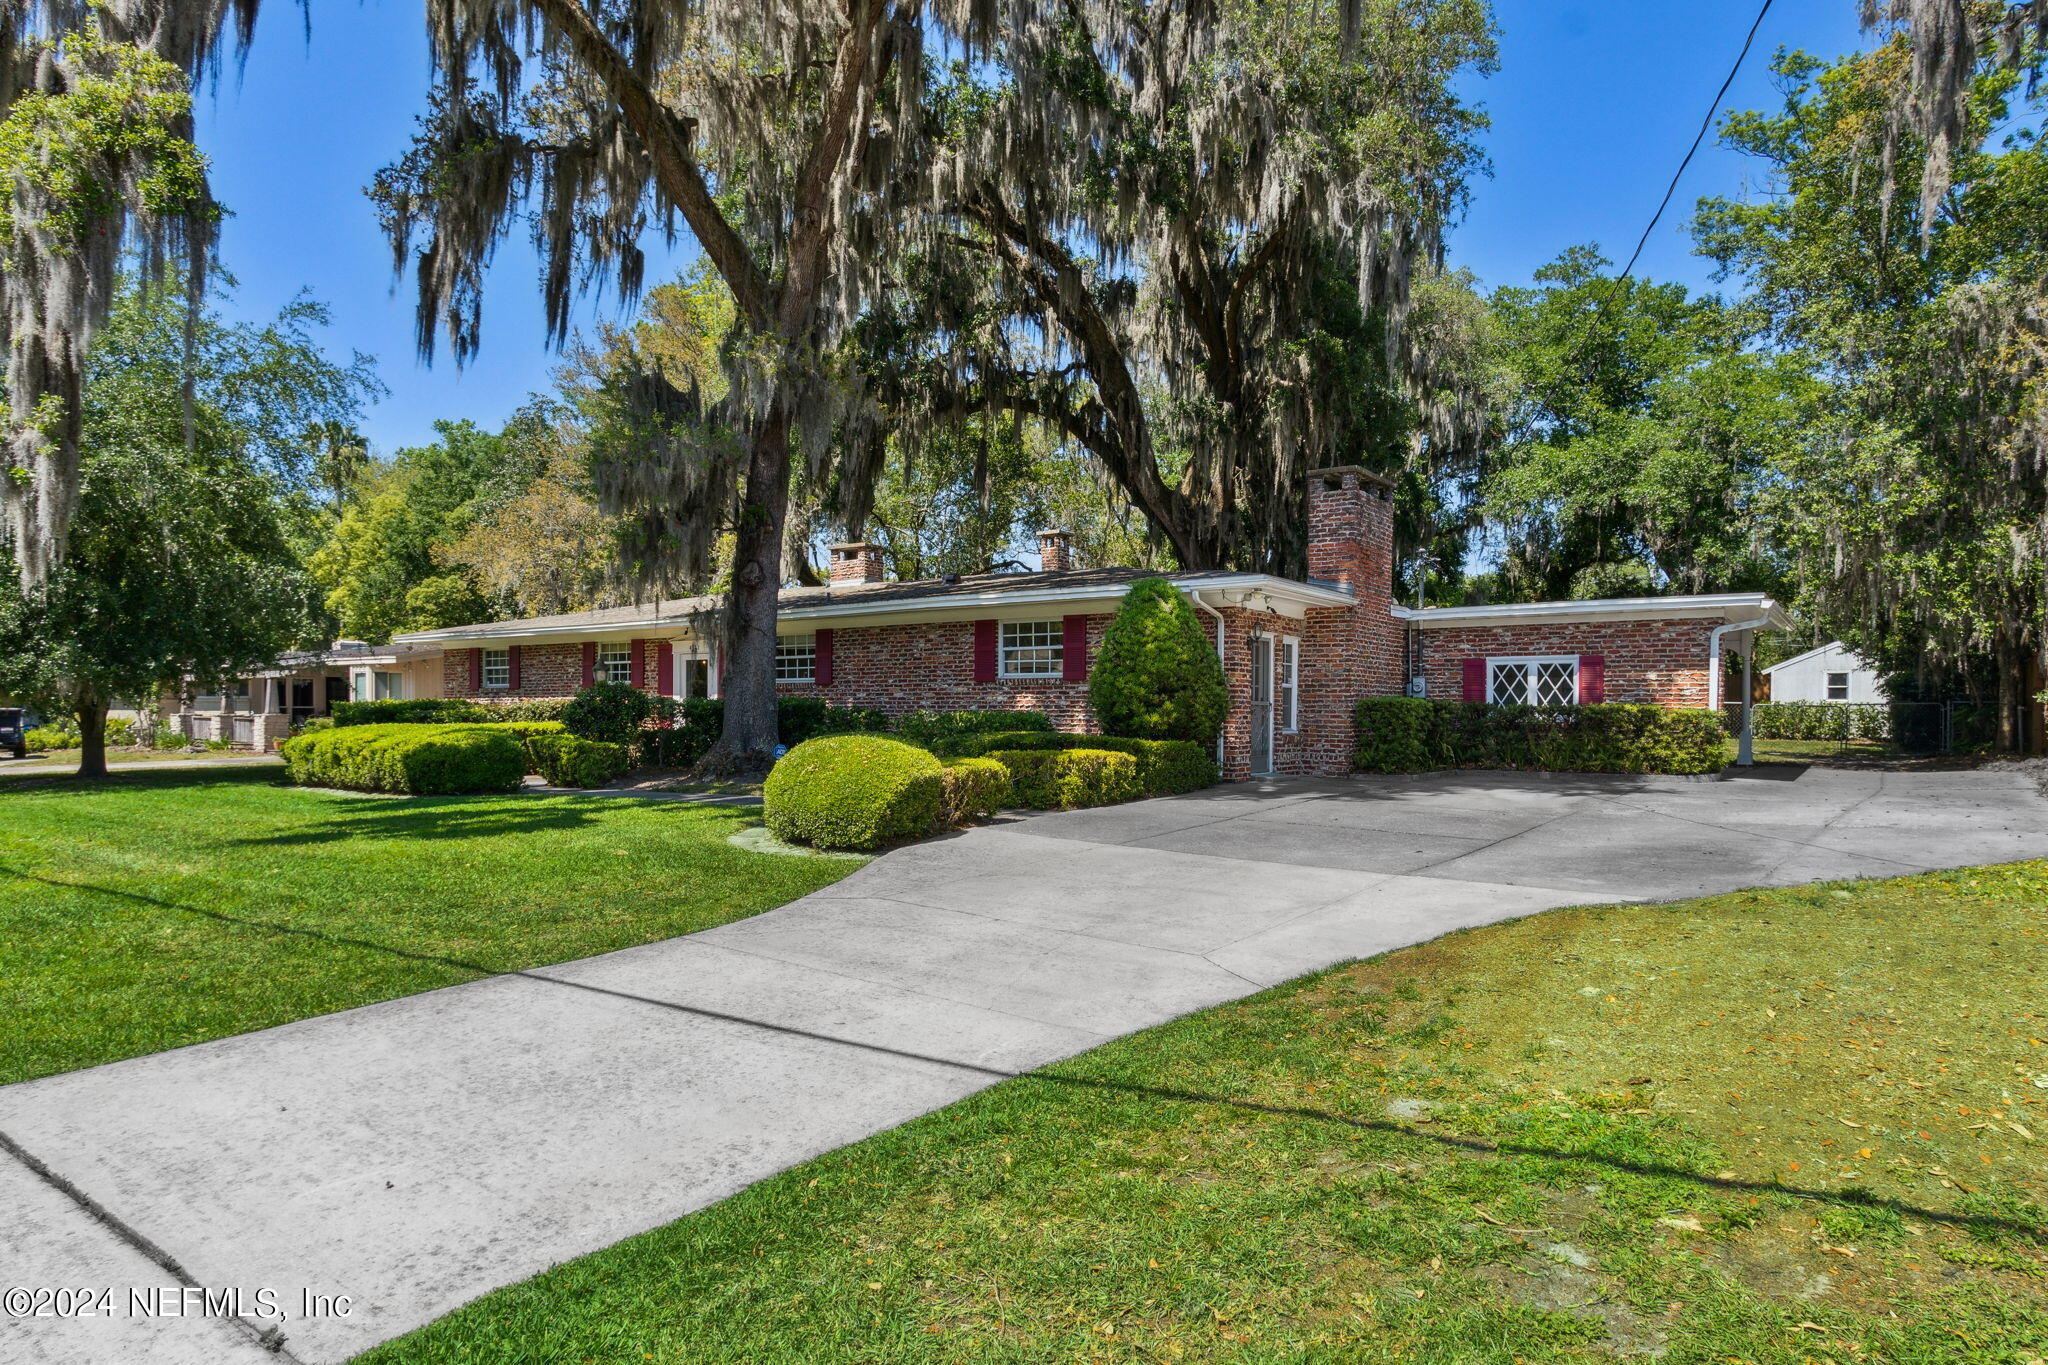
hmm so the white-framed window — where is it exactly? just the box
[351,669,372,702]
[1000,620,1064,678]
[1825,671,1850,701]
[1279,637,1300,732]
[596,643,633,685]
[775,636,816,683]
[1487,655,1578,707]
[375,671,405,701]
[481,648,511,689]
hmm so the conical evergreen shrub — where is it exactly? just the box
[1088,577,1228,744]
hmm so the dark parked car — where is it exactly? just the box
[0,708,25,759]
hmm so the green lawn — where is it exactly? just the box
[0,769,859,1084]
[1744,737,1895,765]
[0,747,277,773]
[362,862,2048,1364]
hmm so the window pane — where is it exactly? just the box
[1532,661,1577,707]
[482,649,510,687]
[597,643,633,685]
[1489,662,1525,704]
[1001,620,1064,677]
[775,638,816,682]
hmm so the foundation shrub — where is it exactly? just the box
[893,709,1054,758]
[1088,577,1228,744]
[984,748,1141,810]
[1354,698,1729,776]
[278,723,526,794]
[526,732,632,788]
[332,699,486,727]
[939,758,1012,826]
[562,681,656,746]
[637,698,888,768]
[763,735,945,851]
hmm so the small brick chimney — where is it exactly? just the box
[1037,528,1074,573]
[1306,465,1395,612]
[827,541,886,585]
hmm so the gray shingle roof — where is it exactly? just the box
[395,566,1219,642]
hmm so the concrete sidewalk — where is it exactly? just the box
[5,764,2045,1363]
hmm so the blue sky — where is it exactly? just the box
[193,1,1870,457]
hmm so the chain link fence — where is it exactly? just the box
[1721,701,2006,759]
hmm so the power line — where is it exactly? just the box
[1612,0,1776,287]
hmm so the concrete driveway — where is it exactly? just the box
[6,764,2046,1363]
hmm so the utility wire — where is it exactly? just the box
[1612,0,1776,288]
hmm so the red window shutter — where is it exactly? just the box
[973,619,998,683]
[582,642,597,688]
[507,645,522,691]
[1061,614,1088,682]
[815,628,835,687]
[630,637,647,690]
[1460,657,1485,702]
[468,647,482,692]
[657,641,674,696]
[1578,654,1606,704]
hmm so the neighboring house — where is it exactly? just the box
[161,640,443,749]
[1762,641,1886,704]
[395,468,1789,779]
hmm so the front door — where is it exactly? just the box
[681,657,710,699]
[1249,635,1275,775]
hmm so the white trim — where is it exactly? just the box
[1484,654,1580,706]
[1279,636,1300,733]
[479,647,511,690]
[391,573,1356,646]
[1401,593,1790,630]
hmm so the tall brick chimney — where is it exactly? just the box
[1306,466,1395,611]
[827,541,886,585]
[1037,528,1074,573]
[1298,465,1404,773]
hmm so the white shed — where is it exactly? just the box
[1763,641,1886,704]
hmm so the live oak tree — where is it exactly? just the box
[375,0,945,772]
[0,283,376,777]
[1,0,262,589]
[866,0,1497,576]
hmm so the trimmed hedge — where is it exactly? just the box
[763,735,946,851]
[893,709,1055,758]
[1744,701,1891,742]
[526,732,632,788]
[278,723,526,794]
[948,731,1216,796]
[939,758,1012,826]
[985,748,1141,810]
[331,699,486,727]
[638,697,890,768]
[1355,698,1729,776]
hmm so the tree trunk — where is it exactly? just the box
[699,410,792,777]
[1997,633,2026,753]
[75,693,109,780]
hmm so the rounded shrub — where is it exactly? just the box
[562,680,655,746]
[1089,577,1228,744]
[763,735,946,851]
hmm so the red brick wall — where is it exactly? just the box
[791,616,1109,732]
[1417,620,1715,709]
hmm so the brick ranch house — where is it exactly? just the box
[385,468,1788,780]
